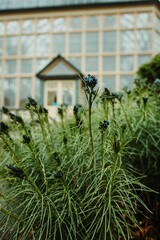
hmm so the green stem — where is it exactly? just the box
[88,93,94,167]
[119,101,132,132]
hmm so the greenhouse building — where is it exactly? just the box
[0,0,160,115]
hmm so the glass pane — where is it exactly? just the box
[103,32,116,52]
[154,15,160,32]
[36,59,48,71]
[120,31,134,52]
[36,78,43,104]
[68,57,81,69]
[53,18,67,32]
[120,56,134,71]
[138,55,151,66]
[7,21,19,34]
[6,36,19,56]
[0,37,3,56]
[137,30,151,52]
[120,75,134,89]
[0,22,4,35]
[103,15,116,28]
[47,91,57,106]
[154,32,160,53]
[0,78,2,106]
[103,75,115,91]
[69,33,82,53]
[120,14,134,28]
[22,20,35,33]
[21,59,32,73]
[20,78,32,106]
[103,56,116,71]
[86,57,98,72]
[21,36,34,56]
[6,60,17,74]
[0,60,2,74]
[35,35,50,56]
[53,34,66,54]
[86,16,99,28]
[70,17,82,30]
[137,13,151,27]
[62,91,72,105]
[4,78,16,107]
[86,32,99,53]
[37,19,50,33]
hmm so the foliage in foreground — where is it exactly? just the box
[0,76,160,240]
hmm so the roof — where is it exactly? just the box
[0,0,159,12]
[36,54,84,81]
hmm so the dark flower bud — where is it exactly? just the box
[52,152,61,165]
[99,120,109,133]
[57,107,63,118]
[63,136,67,145]
[6,164,26,179]
[23,135,30,144]
[9,113,23,124]
[104,88,110,95]
[28,97,37,107]
[2,107,9,115]
[113,136,120,153]
[142,97,148,108]
[84,74,97,89]
[54,171,63,179]
[38,106,48,114]
[0,122,9,135]
[153,78,160,86]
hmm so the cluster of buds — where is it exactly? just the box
[6,164,26,179]
[99,120,109,134]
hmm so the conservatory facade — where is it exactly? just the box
[0,0,160,111]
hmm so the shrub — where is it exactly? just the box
[0,75,159,239]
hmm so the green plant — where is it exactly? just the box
[0,78,156,240]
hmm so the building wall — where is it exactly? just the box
[0,4,160,108]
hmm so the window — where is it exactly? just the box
[103,56,116,71]
[120,31,134,52]
[68,57,81,69]
[37,19,50,33]
[22,20,35,33]
[86,16,99,29]
[21,36,34,56]
[21,59,32,73]
[0,22,4,35]
[20,78,32,106]
[53,18,67,32]
[47,91,57,106]
[53,34,66,54]
[6,21,19,34]
[137,13,151,27]
[69,33,82,53]
[36,59,49,71]
[103,75,116,91]
[0,37,3,56]
[137,30,151,52]
[103,32,116,52]
[86,32,99,53]
[103,15,116,28]
[0,60,2,74]
[35,35,50,56]
[138,55,151,66]
[120,56,134,71]
[6,60,17,74]
[62,91,72,105]
[120,75,134,89]
[4,78,16,107]
[70,17,82,30]
[6,36,19,56]
[120,14,134,28]
[86,57,98,72]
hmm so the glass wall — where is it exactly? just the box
[0,9,155,108]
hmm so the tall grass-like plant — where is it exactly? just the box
[0,76,155,240]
